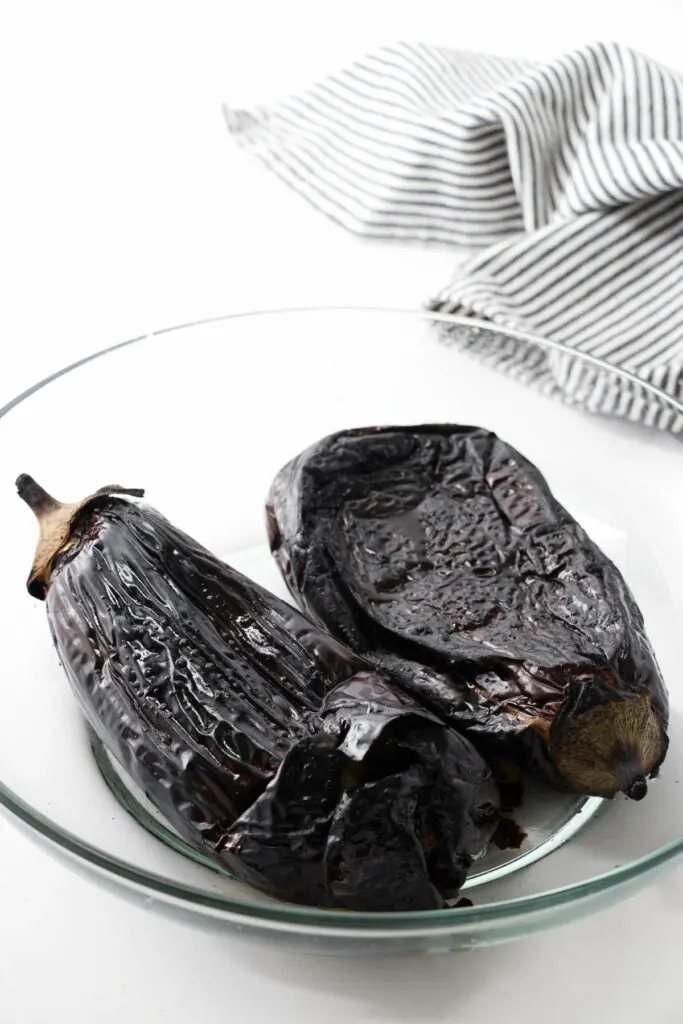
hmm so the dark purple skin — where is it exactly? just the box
[39,496,499,911]
[266,424,669,800]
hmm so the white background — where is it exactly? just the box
[1,3,683,1021]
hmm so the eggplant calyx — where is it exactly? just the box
[16,474,144,600]
[550,692,667,799]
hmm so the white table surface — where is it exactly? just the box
[2,4,683,1022]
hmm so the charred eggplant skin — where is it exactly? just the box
[18,476,498,911]
[267,425,669,799]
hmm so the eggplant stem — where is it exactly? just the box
[626,776,648,801]
[16,476,144,600]
[16,474,62,517]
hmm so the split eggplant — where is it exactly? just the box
[267,425,669,799]
[17,474,499,911]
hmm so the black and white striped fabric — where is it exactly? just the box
[225,41,683,431]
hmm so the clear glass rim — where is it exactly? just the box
[1,305,681,934]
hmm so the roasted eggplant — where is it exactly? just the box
[267,425,669,800]
[17,474,499,911]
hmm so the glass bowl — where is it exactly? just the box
[0,307,681,955]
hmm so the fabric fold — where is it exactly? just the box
[226,40,683,431]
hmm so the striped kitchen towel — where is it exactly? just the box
[225,41,683,431]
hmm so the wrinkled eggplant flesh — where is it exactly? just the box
[17,475,499,911]
[266,425,669,799]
